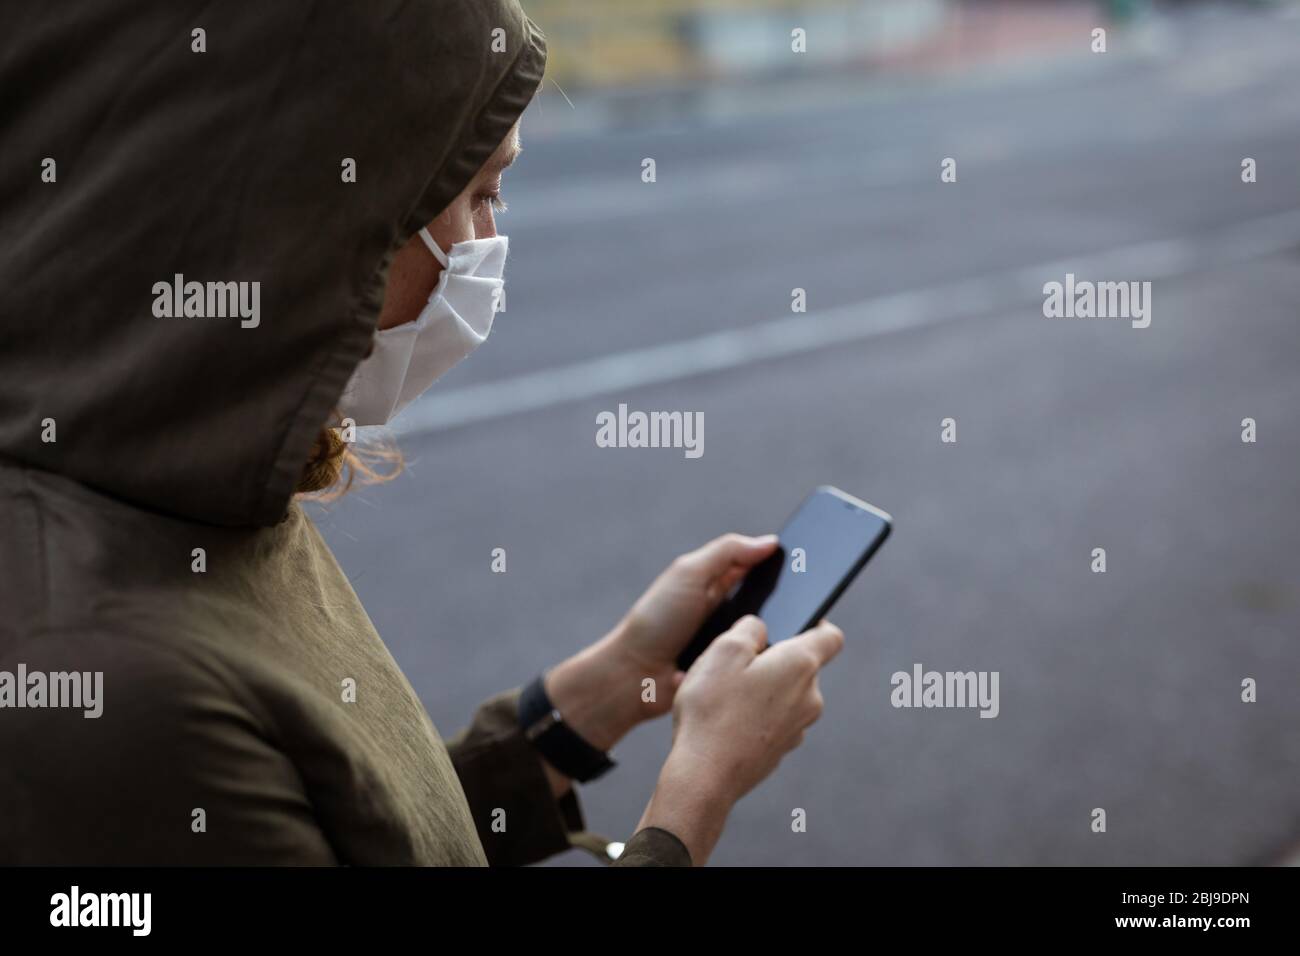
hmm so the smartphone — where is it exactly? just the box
[675,486,892,670]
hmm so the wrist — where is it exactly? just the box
[543,632,646,752]
[637,750,735,866]
[660,744,740,807]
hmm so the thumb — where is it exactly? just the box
[682,532,779,579]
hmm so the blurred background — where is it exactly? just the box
[310,0,1300,865]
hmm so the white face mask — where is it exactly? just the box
[337,227,507,426]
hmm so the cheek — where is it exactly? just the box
[376,242,439,329]
[439,195,479,243]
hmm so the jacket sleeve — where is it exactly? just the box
[445,688,693,867]
[611,827,693,867]
[445,687,586,866]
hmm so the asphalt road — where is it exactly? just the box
[310,5,1300,865]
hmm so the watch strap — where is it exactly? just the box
[518,674,616,783]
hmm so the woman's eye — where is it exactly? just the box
[477,191,507,214]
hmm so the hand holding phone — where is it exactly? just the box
[638,613,846,864]
[675,486,891,670]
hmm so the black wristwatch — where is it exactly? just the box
[518,673,616,783]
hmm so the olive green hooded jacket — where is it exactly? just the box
[0,0,688,867]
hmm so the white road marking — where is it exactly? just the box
[393,209,1300,436]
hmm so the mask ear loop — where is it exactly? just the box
[418,227,450,268]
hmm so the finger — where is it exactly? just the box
[706,564,748,603]
[797,620,846,667]
[698,615,767,672]
[763,620,844,673]
[727,614,769,654]
[682,532,779,578]
[803,679,826,726]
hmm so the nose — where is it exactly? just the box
[475,203,497,239]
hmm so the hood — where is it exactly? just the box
[0,0,545,527]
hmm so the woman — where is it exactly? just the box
[0,0,842,866]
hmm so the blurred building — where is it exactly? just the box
[526,0,949,90]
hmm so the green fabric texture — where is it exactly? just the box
[0,1,685,867]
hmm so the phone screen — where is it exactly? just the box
[676,487,891,670]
